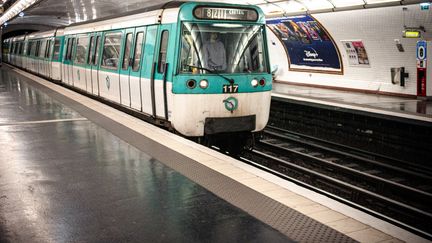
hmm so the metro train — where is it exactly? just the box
[2,1,272,152]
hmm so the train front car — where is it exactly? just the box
[170,3,271,152]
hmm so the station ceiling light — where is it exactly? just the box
[0,0,37,25]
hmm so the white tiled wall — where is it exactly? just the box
[267,4,432,95]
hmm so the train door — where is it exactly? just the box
[140,26,158,116]
[46,39,53,79]
[63,37,73,85]
[129,28,146,111]
[90,34,102,96]
[120,27,146,110]
[72,35,89,91]
[98,31,122,103]
[152,25,172,119]
[85,35,95,93]
[119,28,134,107]
[51,37,63,81]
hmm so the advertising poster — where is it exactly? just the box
[267,15,342,73]
[341,40,370,67]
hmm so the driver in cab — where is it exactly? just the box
[203,32,227,71]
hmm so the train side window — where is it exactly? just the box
[48,39,54,59]
[27,42,32,56]
[122,33,133,70]
[66,38,75,61]
[71,38,78,62]
[74,36,89,64]
[157,30,169,73]
[35,41,40,58]
[53,39,61,61]
[87,36,94,65]
[93,36,101,65]
[101,32,122,70]
[45,40,51,58]
[39,40,47,58]
[132,32,145,72]
[19,42,24,55]
[65,39,72,61]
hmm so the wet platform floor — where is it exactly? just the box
[0,67,292,242]
[273,82,432,120]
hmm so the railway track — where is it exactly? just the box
[240,126,432,239]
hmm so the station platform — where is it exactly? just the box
[272,82,432,123]
[0,65,428,242]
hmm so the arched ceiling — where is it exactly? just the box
[0,0,428,36]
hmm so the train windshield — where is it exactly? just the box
[179,23,268,74]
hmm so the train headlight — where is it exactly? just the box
[259,78,266,86]
[251,79,259,87]
[199,79,208,89]
[186,79,196,89]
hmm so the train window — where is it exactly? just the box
[27,42,32,56]
[179,23,268,74]
[87,36,94,65]
[29,42,35,56]
[157,30,169,73]
[45,40,51,58]
[12,43,17,54]
[35,41,41,58]
[122,33,133,70]
[48,40,54,59]
[74,36,89,64]
[53,39,61,60]
[39,40,47,58]
[93,36,101,66]
[132,32,145,72]
[66,38,75,61]
[101,32,122,70]
[19,42,24,55]
[65,39,72,61]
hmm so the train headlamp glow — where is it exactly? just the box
[199,79,208,89]
[251,79,259,87]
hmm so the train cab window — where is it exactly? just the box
[158,30,169,73]
[53,39,61,61]
[179,23,268,74]
[74,36,89,64]
[101,32,122,69]
[132,32,145,72]
[122,33,133,70]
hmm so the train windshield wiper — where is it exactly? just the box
[187,65,234,84]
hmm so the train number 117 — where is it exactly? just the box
[222,84,239,93]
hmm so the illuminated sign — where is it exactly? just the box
[194,7,258,21]
[403,30,421,38]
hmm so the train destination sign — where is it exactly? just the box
[194,7,258,21]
